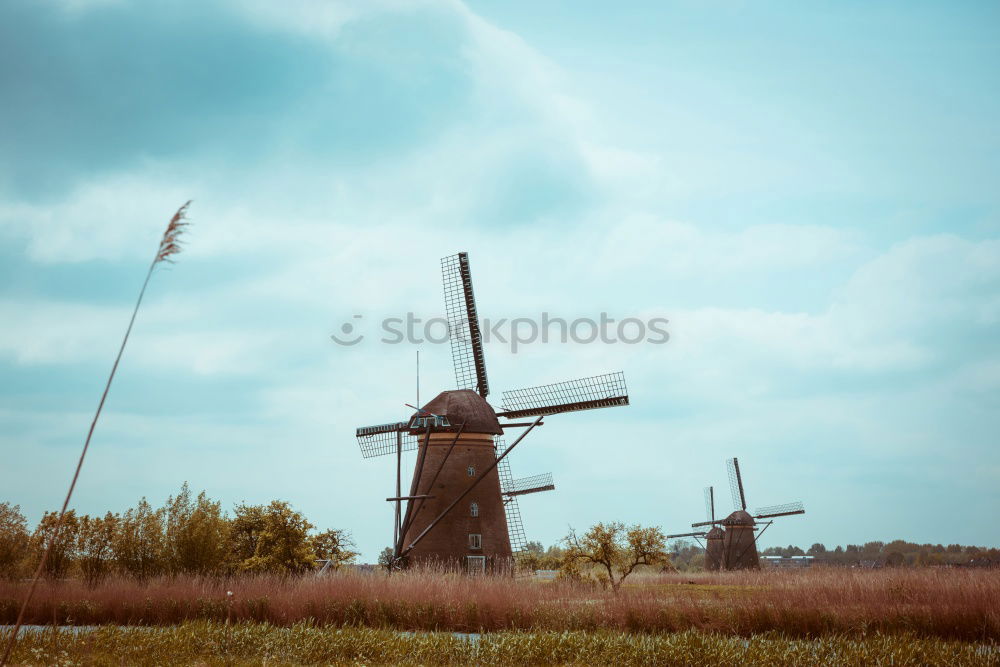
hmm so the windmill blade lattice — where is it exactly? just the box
[356,422,419,459]
[441,253,489,397]
[503,473,555,497]
[704,486,715,522]
[753,501,805,519]
[500,372,628,419]
[495,440,528,554]
[727,457,747,510]
[666,531,707,539]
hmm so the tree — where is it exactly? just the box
[164,483,229,575]
[562,522,672,592]
[113,498,165,580]
[862,541,885,554]
[782,544,805,557]
[31,511,79,579]
[516,550,543,574]
[312,528,357,570]
[377,547,394,570]
[524,541,544,555]
[76,512,118,586]
[0,502,29,580]
[229,500,318,574]
[884,539,912,554]
[668,539,706,573]
[228,503,266,569]
[885,551,905,567]
[515,541,545,573]
[541,544,566,570]
[807,543,827,556]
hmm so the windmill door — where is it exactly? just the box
[466,556,486,575]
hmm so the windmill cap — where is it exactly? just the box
[706,526,724,538]
[723,510,755,526]
[409,389,502,435]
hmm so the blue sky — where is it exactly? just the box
[1,0,998,560]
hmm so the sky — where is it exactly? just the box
[1,0,998,561]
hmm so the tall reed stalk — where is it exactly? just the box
[0,202,191,666]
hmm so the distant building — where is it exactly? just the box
[761,555,814,569]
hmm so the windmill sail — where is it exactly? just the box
[753,501,805,519]
[441,252,489,397]
[495,443,528,554]
[502,493,528,554]
[499,372,629,419]
[727,457,747,510]
[666,531,707,539]
[356,422,419,458]
[704,486,715,522]
[503,473,555,498]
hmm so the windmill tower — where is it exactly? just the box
[355,252,629,573]
[691,458,805,570]
[667,486,724,571]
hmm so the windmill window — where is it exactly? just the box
[412,415,451,429]
[467,466,475,477]
[469,533,482,550]
[470,502,479,517]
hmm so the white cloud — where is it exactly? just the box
[2,0,999,556]
[0,170,193,264]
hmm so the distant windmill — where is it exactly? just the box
[355,252,629,573]
[667,486,724,570]
[691,458,805,570]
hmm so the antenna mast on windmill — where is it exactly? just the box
[355,252,629,573]
[690,457,805,570]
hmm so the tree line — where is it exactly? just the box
[0,483,355,583]
[517,536,999,573]
[762,541,1000,567]
[663,539,1000,571]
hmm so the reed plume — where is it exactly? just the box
[1,201,192,666]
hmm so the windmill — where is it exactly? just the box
[666,486,724,570]
[355,252,629,573]
[691,457,805,570]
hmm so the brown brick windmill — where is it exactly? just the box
[667,486,724,570]
[691,458,805,570]
[355,252,629,573]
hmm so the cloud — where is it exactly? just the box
[1,0,998,557]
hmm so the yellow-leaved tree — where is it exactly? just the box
[562,522,672,592]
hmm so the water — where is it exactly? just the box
[2,625,103,638]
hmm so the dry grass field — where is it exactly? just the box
[2,567,997,642]
[5,623,998,666]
